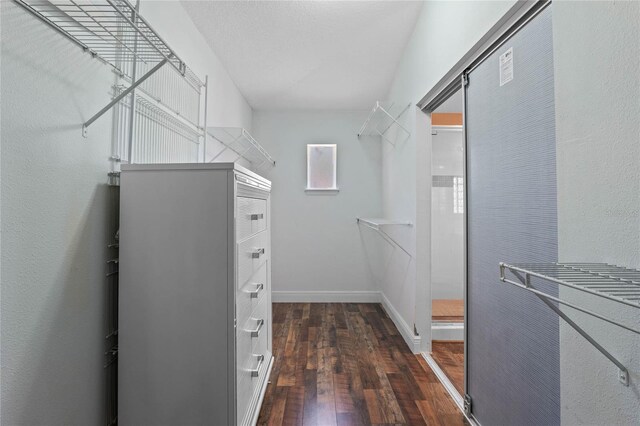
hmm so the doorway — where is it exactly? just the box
[429,89,465,396]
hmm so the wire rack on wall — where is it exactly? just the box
[358,101,411,146]
[207,127,276,173]
[14,0,185,75]
[14,0,207,138]
[500,262,640,386]
[112,87,203,165]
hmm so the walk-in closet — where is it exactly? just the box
[2,0,638,425]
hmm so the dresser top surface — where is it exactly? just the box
[121,162,270,186]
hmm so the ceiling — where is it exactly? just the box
[182,1,423,110]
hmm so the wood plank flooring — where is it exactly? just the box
[430,342,464,396]
[258,303,467,426]
[431,300,464,323]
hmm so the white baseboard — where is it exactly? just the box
[272,290,381,303]
[432,322,464,341]
[380,292,422,353]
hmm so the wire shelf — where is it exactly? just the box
[356,218,413,228]
[358,101,411,146]
[207,127,275,171]
[112,86,202,164]
[357,217,413,257]
[15,0,186,77]
[501,262,640,309]
[500,262,640,386]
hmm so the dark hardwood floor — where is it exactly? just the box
[430,342,464,396]
[257,303,467,426]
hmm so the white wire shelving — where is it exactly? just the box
[14,0,205,136]
[357,101,411,146]
[207,127,275,172]
[356,218,413,257]
[15,0,185,75]
[500,262,640,386]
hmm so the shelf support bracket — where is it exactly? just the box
[83,58,168,137]
[356,218,412,258]
[507,268,630,386]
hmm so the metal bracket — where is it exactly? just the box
[356,218,413,258]
[502,264,632,386]
[82,58,169,137]
[464,394,472,415]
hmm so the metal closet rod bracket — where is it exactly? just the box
[499,262,640,387]
[356,218,413,258]
[82,58,169,137]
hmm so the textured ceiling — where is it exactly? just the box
[182,1,423,110]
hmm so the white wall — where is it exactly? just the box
[251,111,383,302]
[1,1,252,424]
[553,1,640,424]
[381,0,517,351]
[431,128,464,300]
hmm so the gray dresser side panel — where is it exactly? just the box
[119,169,231,425]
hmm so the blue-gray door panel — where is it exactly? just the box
[466,7,560,425]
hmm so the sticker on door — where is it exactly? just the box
[499,47,514,86]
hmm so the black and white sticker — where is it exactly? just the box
[499,47,514,86]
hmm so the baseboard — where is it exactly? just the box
[272,290,381,303]
[432,322,464,341]
[380,292,422,353]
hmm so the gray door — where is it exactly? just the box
[465,6,560,425]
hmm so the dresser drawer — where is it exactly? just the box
[237,262,267,329]
[237,230,268,288]
[236,197,267,242]
[236,297,269,425]
[237,297,268,368]
[236,329,256,426]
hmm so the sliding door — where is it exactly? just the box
[465,6,560,425]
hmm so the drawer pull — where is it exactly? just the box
[250,213,264,221]
[250,354,265,377]
[251,248,265,259]
[249,283,264,298]
[248,318,264,337]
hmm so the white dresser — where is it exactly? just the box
[119,163,273,426]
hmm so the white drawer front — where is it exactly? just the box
[237,230,268,288]
[237,262,267,329]
[236,197,267,242]
[237,297,269,425]
[236,323,253,425]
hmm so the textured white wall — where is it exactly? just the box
[251,111,383,301]
[0,1,252,424]
[553,1,640,424]
[382,0,517,351]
